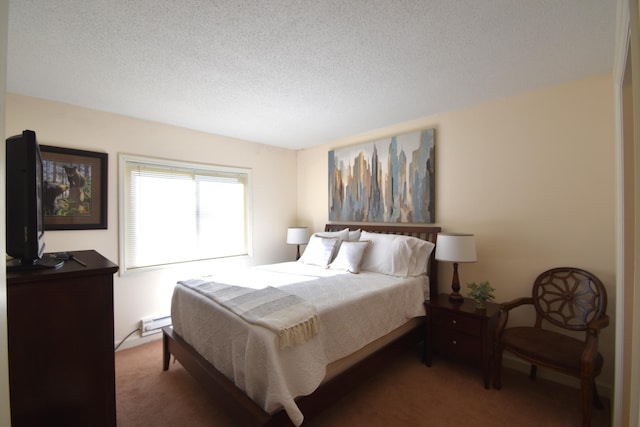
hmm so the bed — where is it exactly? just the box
[163,223,441,426]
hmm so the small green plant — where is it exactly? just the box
[466,281,495,307]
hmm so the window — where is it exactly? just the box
[119,154,252,273]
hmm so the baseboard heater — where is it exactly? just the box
[140,315,172,336]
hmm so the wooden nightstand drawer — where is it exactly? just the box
[423,295,500,389]
[433,328,481,362]
[431,309,482,337]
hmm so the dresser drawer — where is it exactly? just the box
[431,309,482,337]
[433,328,481,362]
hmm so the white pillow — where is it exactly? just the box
[408,239,435,276]
[316,228,360,241]
[298,235,339,267]
[329,240,371,273]
[347,229,361,241]
[358,231,434,277]
[314,228,349,242]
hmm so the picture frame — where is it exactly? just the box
[328,128,435,223]
[40,145,108,230]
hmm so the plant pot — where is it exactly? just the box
[474,299,486,309]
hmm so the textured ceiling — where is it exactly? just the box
[7,0,618,150]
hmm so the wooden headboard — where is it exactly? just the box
[325,223,441,297]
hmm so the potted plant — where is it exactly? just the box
[466,281,495,309]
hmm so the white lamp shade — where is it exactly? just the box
[286,227,309,245]
[435,233,477,263]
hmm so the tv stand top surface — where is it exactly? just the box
[6,255,64,272]
[7,250,118,283]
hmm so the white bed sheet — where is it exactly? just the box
[171,262,428,426]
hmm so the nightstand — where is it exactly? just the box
[423,294,499,389]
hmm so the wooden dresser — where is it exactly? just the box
[7,250,119,427]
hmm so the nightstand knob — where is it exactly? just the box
[452,320,457,325]
[452,340,457,345]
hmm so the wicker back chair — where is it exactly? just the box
[493,267,609,427]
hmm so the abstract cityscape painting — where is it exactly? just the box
[329,128,435,223]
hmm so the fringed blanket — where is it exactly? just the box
[179,279,319,349]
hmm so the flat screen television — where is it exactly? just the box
[5,130,61,271]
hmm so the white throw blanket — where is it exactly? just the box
[179,279,319,349]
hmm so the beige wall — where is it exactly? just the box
[297,73,617,391]
[5,94,299,347]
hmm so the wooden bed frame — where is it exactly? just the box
[162,223,441,426]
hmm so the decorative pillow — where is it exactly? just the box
[347,229,361,241]
[298,235,339,268]
[312,228,349,262]
[329,240,371,273]
[358,231,434,277]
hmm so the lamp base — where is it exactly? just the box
[449,262,464,303]
[448,291,464,302]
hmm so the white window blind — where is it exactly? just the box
[119,154,251,273]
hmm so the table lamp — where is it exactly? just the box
[286,227,309,260]
[435,233,477,302]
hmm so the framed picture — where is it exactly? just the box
[40,145,108,230]
[328,128,435,223]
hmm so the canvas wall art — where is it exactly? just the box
[328,128,435,223]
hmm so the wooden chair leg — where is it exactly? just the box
[529,364,537,380]
[580,377,594,427]
[592,379,603,409]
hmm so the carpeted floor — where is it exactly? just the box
[115,339,610,427]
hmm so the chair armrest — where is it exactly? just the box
[499,297,533,313]
[582,314,609,373]
[495,297,534,340]
[587,314,609,333]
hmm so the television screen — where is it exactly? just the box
[6,130,62,271]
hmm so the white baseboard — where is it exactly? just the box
[501,354,612,399]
